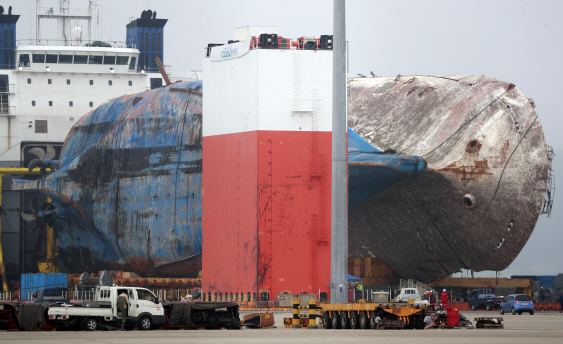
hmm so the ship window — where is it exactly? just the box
[46,54,58,63]
[89,55,103,64]
[35,120,47,133]
[32,54,45,63]
[116,56,128,65]
[103,56,116,65]
[59,55,73,64]
[48,79,52,84]
[49,101,53,106]
[18,54,30,67]
[90,80,93,85]
[89,102,93,107]
[108,80,112,86]
[32,101,36,106]
[27,78,31,84]
[128,80,132,86]
[67,79,71,85]
[74,55,88,64]
[129,56,137,70]
[69,101,73,107]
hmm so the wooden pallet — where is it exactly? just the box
[376,320,405,330]
[474,317,503,329]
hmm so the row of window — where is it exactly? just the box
[32,100,95,107]
[18,54,137,69]
[26,78,134,86]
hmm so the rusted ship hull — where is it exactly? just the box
[12,76,548,284]
[347,75,548,282]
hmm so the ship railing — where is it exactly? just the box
[0,291,13,301]
[0,84,16,94]
[16,39,136,49]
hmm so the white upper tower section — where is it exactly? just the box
[203,33,333,137]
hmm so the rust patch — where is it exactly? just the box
[465,139,482,153]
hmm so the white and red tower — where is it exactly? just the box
[202,28,333,299]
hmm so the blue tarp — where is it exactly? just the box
[348,274,362,282]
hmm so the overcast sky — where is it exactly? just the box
[7,0,562,278]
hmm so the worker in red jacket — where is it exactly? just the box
[441,289,449,309]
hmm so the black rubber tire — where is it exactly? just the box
[369,311,377,329]
[139,316,152,330]
[349,312,358,329]
[518,311,522,315]
[530,311,534,315]
[511,307,516,315]
[331,312,341,329]
[486,304,491,311]
[322,311,332,329]
[84,317,99,331]
[500,307,504,315]
[359,312,368,330]
[340,312,350,329]
[471,304,476,311]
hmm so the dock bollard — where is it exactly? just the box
[307,299,318,329]
[292,298,302,328]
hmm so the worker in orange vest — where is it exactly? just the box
[441,289,449,309]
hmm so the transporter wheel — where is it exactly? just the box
[359,312,368,329]
[331,312,341,329]
[340,312,350,329]
[471,304,476,311]
[84,317,99,331]
[349,312,358,329]
[511,307,516,315]
[322,312,332,329]
[369,312,378,329]
[139,316,152,330]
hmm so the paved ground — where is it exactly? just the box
[1,311,561,343]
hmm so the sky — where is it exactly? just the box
[7,0,563,277]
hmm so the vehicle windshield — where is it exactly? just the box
[516,295,532,301]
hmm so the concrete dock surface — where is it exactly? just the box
[1,311,561,343]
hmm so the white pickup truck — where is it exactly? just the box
[48,286,166,331]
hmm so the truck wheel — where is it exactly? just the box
[139,316,152,330]
[471,304,476,311]
[349,312,358,329]
[340,312,350,329]
[322,311,332,329]
[84,317,99,331]
[331,312,341,329]
[369,312,378,329]
[486,304,491,311]
[359,312,368,329]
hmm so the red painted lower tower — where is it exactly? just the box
[202,32,333,299]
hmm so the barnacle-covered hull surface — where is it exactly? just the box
[348,76,548,282]
[15,81,203,277]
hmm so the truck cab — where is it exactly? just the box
[395,288,421,302]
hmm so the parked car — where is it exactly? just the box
[468,288,503,311]
[500,294,534,315]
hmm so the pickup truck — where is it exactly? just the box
[48,286,165,330]
[468,288,503,311]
